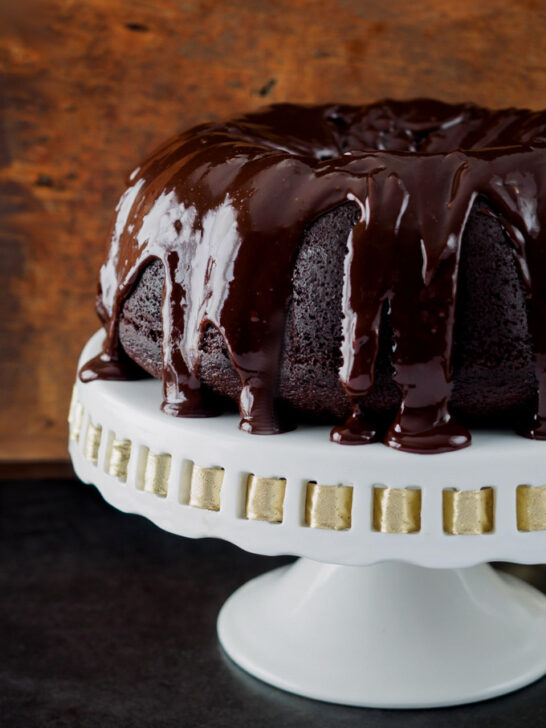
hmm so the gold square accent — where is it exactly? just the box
[189,466,224,511]
[517,485,546,532]
[83,420,102,465]
[68,386,84,443]
[143,452,171,497]
[69,403,85,443]
[373,487,421,534]
[68,384,78,425]
[106,438,132,481]
[443,488,494,535]
[246,475,286,523]
[305,483,353,530]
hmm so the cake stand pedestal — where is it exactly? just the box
[69,332,546,708]
[218,560,546,708]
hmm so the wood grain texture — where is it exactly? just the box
[1,0,546,462]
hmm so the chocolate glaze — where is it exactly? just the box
[80,100,546,453]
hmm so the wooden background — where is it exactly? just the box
[1,0,546,470]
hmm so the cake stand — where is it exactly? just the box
[69,331,546,709]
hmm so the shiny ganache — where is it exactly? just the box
[80,100,546,453]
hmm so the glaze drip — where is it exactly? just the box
[79,100,546,453]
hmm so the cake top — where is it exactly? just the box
[80,100,546,453]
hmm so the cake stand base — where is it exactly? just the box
[218,559,546,708]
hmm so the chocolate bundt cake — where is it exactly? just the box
[80,100,546,454]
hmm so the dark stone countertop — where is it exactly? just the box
[1,478,545,727]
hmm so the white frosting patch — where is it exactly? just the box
[184,198,240,369]
[100,179,145,314]
[152,193,240,374]
[137,190,198,253]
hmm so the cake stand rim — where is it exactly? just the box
[68,331,546,568]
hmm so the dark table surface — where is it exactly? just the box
[1,478,545,728]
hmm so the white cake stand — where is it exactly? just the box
[69,331,546,709]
